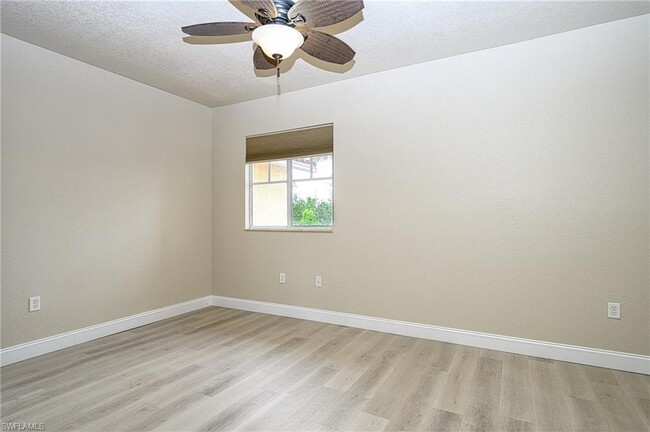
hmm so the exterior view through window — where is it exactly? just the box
[245,155,333,229]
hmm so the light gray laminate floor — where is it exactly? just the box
[1,307,648,431]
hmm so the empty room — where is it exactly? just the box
[1,1,649,431]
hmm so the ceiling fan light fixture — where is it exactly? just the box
[252,24,304,60]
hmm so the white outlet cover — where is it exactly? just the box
[279,273,286,284]
[607,302,621,319]
[29,296,41,312]
[315,276,322,287]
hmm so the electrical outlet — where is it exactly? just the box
[315,276,322,288]
[607,302,621,319]
[279,273,286,284]
[29,296,41,312]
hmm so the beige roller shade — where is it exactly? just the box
[246,124,333,163]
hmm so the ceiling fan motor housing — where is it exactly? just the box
[271,0,297,25]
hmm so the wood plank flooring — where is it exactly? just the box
[1,307,648,431]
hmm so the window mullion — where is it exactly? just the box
[287,160,293,227]
[248,165,254,228]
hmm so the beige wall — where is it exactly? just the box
[1,35,212,347]
[212,16,649,355]
[2,16,647,356]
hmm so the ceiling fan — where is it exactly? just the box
[181,0,364,72]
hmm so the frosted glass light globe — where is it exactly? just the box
[252,24,304,60]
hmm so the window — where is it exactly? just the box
[245,124,333,231]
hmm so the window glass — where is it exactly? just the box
[312,155,332,179]
[292,180,333,226]
[292,158,311,180]
[252,183,287,227]
[252,162,269,183]
[269,160,287,181]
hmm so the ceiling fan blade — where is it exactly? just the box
[299,29,355,65]
[253,46,277,70]
[239,0,278,18]
[181,22,255,36]
[289,0,364,28]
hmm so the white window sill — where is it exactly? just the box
[245,227,333,233]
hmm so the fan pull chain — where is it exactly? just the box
[275,56,282,96]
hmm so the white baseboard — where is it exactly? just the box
[3,294,646,374]
[0,296,212,367]
[211,295,649,375]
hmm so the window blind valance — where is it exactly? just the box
[246,124,333,163]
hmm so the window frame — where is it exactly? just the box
[246,153,334,232]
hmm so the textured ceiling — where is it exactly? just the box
[1,1,648,107]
